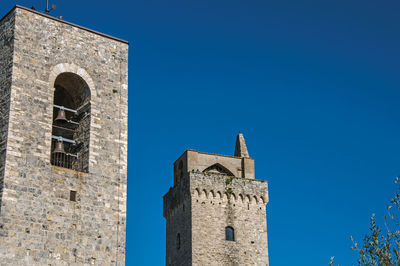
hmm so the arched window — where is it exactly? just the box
[51,72,91,172]
[176,233,181,250]
[225,226,234,241]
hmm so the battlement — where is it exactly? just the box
[163,172,268,218]
[191,172,268,202]
[163,172,191,218]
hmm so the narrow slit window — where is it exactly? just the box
[176,233,181,250]
[225,226,234,241]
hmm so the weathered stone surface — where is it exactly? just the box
[0,6,128,265]
[164,137,269,266]
[0,7,15,216]
[174,149,255,184]
[234,133,250,158]
[164,175,192,265]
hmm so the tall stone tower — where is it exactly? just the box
[163,134,269,265]
[0,6,128,265]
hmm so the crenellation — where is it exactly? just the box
[190,172,268,203]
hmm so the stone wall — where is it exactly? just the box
[190,172,269,266]
[174,150,255,185]
[0,9,15,216]
[163,174,192,266]
[164,171,269,265]
[0,6,128,265]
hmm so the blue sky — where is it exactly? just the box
[2,1,400,265]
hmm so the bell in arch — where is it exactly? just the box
[55,108,67,122]
[53,141,66,154]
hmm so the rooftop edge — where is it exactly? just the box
[0,5,129,45]
[173,149,254,164]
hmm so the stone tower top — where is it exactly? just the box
[173,134,255,185]
[164,134,269,265]
[234,132,250,158]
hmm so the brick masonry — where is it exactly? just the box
[0,6,128,265]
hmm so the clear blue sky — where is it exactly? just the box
[2,1,400,265]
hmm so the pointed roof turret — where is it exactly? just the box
[234,132,250,158]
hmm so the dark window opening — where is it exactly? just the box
[176,233,181,250]
[70,190,77,202]
[225,226,234,241]
[51,72,91,172]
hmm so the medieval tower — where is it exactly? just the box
[163,133,269,265]
[0,6,128,265]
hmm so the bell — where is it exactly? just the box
[55,109,67,122]
[53,141,66,154]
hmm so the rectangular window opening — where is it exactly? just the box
[70,190,77,202]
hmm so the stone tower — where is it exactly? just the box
[0,6,128,265]
[163,134,269,265]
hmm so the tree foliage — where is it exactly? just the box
[344,177,400,265]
